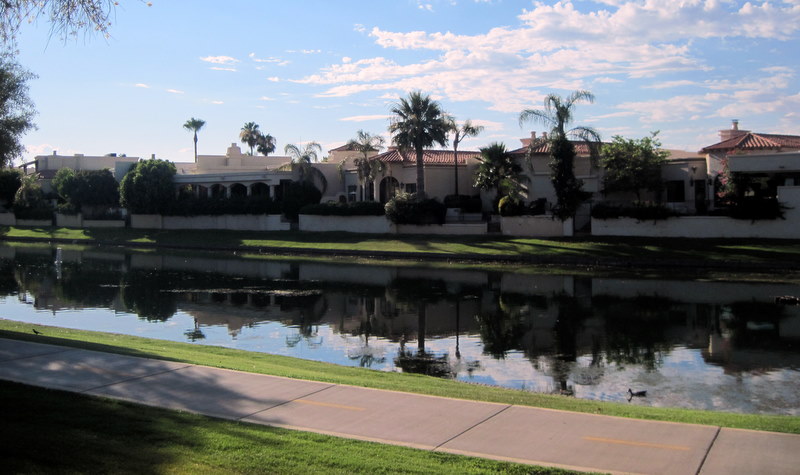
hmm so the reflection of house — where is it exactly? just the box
[19,152,140,193]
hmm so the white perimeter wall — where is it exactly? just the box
[592,186,800,239]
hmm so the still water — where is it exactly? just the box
[1,244,799,415]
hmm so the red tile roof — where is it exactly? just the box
[372,149,480,165]
[700,132,800,153]
[509,140,603,156]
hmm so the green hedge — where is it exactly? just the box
[591,202,679,221]
[300,201,385,216]
[164,196,281,216]
[385,193,446,225]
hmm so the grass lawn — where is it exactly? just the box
[1,380,577,474]
[3,225,800,269]
[2,321,798,435]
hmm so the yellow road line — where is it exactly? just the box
[294,399,366,411]
[583,436,690,451]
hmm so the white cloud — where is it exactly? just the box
[26,143,58,155]
[211,100,224,105]
[339,114,392,122]
[259,96,275,101]
[200,55,239,65]
[166,89,184,94]
[210,67,237,72]
[134,83,149,88]
[267,77,280,82]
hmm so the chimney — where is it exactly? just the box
[530,131,536,141]
[151,153,156,159]
[541,131,547,140]
[719,119,749,142]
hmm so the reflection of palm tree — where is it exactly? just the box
[184,318,205,341]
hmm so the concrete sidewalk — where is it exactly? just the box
[1,337,798,475]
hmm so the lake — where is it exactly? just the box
[1,243,798,415]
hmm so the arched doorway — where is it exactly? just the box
[250,182,269,197]
[210,184,226,198]
[379,176,400,203]
[230,183,247,197]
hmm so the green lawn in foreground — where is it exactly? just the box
[3,224,800,268]
[1,380,574,475]
[2,321,798,435]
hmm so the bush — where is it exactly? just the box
[591,202,679,221]
[385,193,446,225]
[498,196,524,217]
[443,194,482,213]
[728,197,788,221]
[164,195,281,216]
[300,201,385,216]
[13,177,52,220]
[0,168,22,209]
[119,159,176,214]
[281,181,322,221]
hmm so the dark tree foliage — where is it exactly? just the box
[0,167,22,207]
[53,168,119,210]
[600,133,668,200]
[281,181,322,221]
[549,137,590,221]
[119,158,176,214]
[0,57,36,167]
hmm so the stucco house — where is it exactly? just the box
[19,152,140,193]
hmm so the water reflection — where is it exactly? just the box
[1,244,799,414]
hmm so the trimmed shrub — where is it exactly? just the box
[281,181,322,221]
[385,192,446,225]
[444,194,482,213]
[164,195,281,216]
[592,202,679,221]
[728,197,788,221]
[498,196,524,217]
[300,201,385,216]
[119,159,176,214]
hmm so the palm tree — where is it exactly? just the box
[388,91,449,198]
[518,90,601,220]
[345,130,385,200]
[182,117,206,163]
[473,142,526,211]
[283,142,327,194]
[447,118,483,196]
[518,90,600,143]
[256,132,276,156]
[239,122,261,155]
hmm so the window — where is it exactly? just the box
[347,185,357,202]
[666,180,685,203]
[404,183,416,194]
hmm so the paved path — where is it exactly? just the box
[2,337,799,475]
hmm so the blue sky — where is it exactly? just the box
[15,0,800,164]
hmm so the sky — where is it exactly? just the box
[13,0,800,165]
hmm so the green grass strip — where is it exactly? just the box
[3,225,800,269]
[2,321,798,435]
[1,380,579,474]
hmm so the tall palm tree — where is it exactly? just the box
[182,117,206,163]
[518,90,600,220]
[388,91,449,198]
[283,142,327,194]
[345,130,385,200]
[448,118,483,196]
[518,90,601,151]
[256,132,276,156]
[239,122,261,155]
